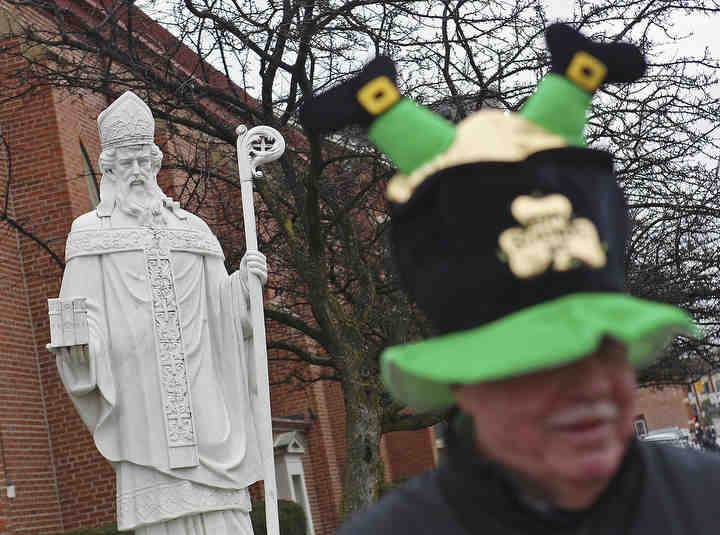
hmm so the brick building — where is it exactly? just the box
[634,386,693,436]
[0,1,437,533]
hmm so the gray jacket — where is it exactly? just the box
[339,440,720,534]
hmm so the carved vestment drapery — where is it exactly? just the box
[64,226,225,469]
[66,227,225,261]
[144,230,198,468]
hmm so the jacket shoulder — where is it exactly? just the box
[338,471,466,535]
[634,442,720,530]
[642,442,720,482]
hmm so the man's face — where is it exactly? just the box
[452,338,635,508]
[113,145,157,209]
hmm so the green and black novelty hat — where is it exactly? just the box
[300,23,696,410]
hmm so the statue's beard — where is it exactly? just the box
[116,173,167,226]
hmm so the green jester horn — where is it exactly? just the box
[520,23,647,147]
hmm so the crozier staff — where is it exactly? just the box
[301,23,720,534]
[235,124,287,535]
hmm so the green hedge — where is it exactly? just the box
[251,499,307,535]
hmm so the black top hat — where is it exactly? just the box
[301,24,694,410]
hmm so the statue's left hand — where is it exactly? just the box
[47,344,90,366]
[242,250,268,286]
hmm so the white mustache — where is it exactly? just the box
[546,401,618,428]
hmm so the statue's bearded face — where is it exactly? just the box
[113,144,160,211]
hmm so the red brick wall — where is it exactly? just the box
[635,385,691,432]
[0,63,65,532]
[383,428,435,483]
[303,377,345,534]
[0,452,7,534]
[42,89,117,531]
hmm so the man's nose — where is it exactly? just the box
[130,159,140,174]
[571,353,614,399]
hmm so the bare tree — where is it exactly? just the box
[1,0,719,516]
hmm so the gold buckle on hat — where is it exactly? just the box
[357,76,401,115]
[565,51,607,91]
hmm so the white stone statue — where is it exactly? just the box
[47,91,265,534]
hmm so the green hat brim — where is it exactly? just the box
[381,293,697,410]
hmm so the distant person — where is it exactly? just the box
[703,426,717,452]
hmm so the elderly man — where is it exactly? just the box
[301,23,720,533]
[49,91,263,534]
[339,340,720,534]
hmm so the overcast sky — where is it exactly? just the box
[544,1,719,57]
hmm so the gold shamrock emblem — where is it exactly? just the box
[498,194,607,279]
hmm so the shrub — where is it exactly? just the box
[251,499,307,535]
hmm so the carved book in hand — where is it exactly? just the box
[48,297,89,347]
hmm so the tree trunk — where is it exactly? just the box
[340,367,384,519]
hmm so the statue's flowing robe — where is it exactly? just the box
[57,210,262,531]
